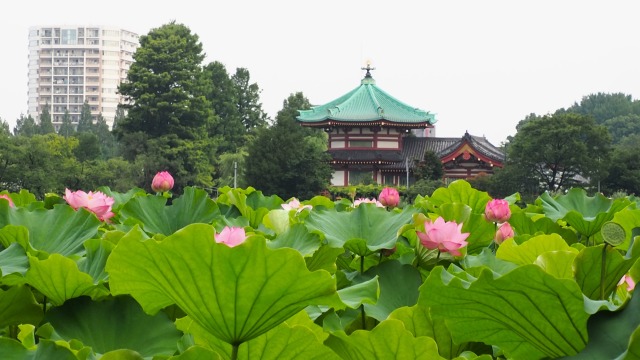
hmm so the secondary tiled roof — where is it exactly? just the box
[379,133,505,171]
[297,73,436,125]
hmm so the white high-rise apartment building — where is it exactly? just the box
[28,26,139,130]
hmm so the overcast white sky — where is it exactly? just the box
[3,0,640,145]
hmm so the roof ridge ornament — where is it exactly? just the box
[361,60,375,78]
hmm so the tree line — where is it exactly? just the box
[1,21,640,201]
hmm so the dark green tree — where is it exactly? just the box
[94,113,116,158]
[112,105,126,132]
[507,113,611,191]
[563,92,640,124]
[414,150,444,181]
[74,132,101,162]
[39,104,55,134]
[602,134,640,195]
[14,114,38,137]
[245,92,332,200]
[58,110,75,137]
[601,114,640,145]
[0,118,11,137]
[76,100,94,133]
[203,61,244,152]
[116,21,213,145]
[232,68,268,131]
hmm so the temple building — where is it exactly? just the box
[296,65,505,186]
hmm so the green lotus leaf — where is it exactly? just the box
[361,260,421,321]
[304,205,416,254]
[0,224,30,251]
[77,239,115,284]
[118,187,220,235]
[534,251,578,279]
[561,288,640,359]
[216,186,283,228]
[461,248,519,275]
[497,233,577,266]
[0,338,78,360]
[539,188,631,238]
[268,223,322,257]
[0,285,42,328]
[176,312,341,360]
[421,265,589,359]
[425,179,491,214]
[43,296,181,357]
[389,304,469,359]
[169,346,222,359]
[611,208,640,251]
[0,205,101,257]
[0,242,29,279]
[305,245,345,273]
[337,276,379,309]
[324,319,444,360]
[96,186,146,211]
[99,349,144,360]
[574,244,638,300]
[263,209,290,234]
[306,195,335,210]
[508,210,578,243]
[25,254,109,306]
[107,223,341,345]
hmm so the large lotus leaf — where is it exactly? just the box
[304,205,416,255]
[0,224,30,251]
[168,346,222,359]
[96,186,146,211]
[263,209,291,234]
[337,276,379,309]
[0,338,77,360]
[0,205,101,257]
[324,319,444,360]
[612,208,640,251]
[77,239,115,284]
[305,245,345,273]
[100,349,144,359]
[118,187,220,235]
[25,254,109,306]
[106,223,341,345]
[461,248,519,275]
[561,289,640,359]
[539,189,631,238]
[0,242,29,278]
[216,186,282,229]
[360,260,421,321]
[574,244,637,300]
[509,210,578,243]
[268,223,322,257]
[496,233,577,266]
[389,304,468,359]
[421,265,589,359]
[176,314,341,360]
[43,296,181,357]
[424,179,491,214]
[535,251,578,279]
[0,285,42,328]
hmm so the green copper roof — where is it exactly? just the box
[297,73,436,125]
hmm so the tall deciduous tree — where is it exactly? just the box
[39,104,55,134]
[116,21,213,144]
[245,92,332,200]
[563,92,640,124]
[602,134,640,195]
[507,113,610,191]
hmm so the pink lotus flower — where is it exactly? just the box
[281,198,312,213]
[494,222,514,245]
[64,189,115,222]
[151,171,174,193]
[353,198,384,207]
[485,199,511,223]
[378,187,400,208]
[417,217,470,256]
[214,226,247,248]
[0,194,14,207]
[618,274,635,291]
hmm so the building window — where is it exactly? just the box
[349,140,373,148]
[383,174,395,185]
[349,171,373,185]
